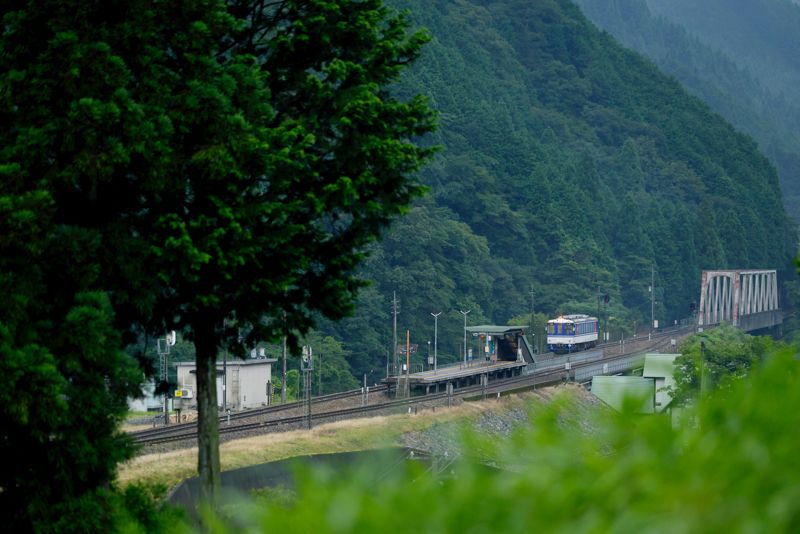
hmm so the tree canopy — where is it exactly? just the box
[1,0,435,521]
[671,324,784,404]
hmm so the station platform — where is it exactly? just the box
[385,359,528,395]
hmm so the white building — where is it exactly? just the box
[174,358,277,410]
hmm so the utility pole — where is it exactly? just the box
[650,264,655,333]
[222,319,227,412]
[596,285,601,341]
[431,311,442,374]
[529,284,536,350]
[392,291,399,377]
[281,334,287,403]
[318,353,323,397]
[459,309,471,365]
[405,329,411,398]
[301,345,313,429]
[158,331,176,425]
[529,286,535,352]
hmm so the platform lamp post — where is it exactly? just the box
[459,309,471,365]
[431,311,442,374]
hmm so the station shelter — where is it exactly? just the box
[385,325,532,396]
[465,325,536,364]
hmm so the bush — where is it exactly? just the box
[196,349,800,532]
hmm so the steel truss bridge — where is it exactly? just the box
[698,269,782,332]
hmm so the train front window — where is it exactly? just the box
[565,324,574,334]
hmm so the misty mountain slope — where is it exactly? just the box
[645,0,800,100]
[319,0,795,379]
[574,0,800,219]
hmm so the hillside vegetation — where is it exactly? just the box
[574,0,800,221]
[319,0,796,379]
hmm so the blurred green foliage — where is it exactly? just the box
[672,324,787,404]
[192,348,800,532]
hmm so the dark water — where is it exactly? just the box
[168,447,430,516]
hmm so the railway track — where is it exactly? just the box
[134,365,581,446]
[131,383,388,443]
[133,326,692,447]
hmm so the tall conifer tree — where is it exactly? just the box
[2,0,435,512]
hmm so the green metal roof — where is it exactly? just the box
[591,376,655,414]
[643,354,678,384]
[643,353,678,412]
[465,325,524,335]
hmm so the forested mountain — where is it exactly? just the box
[318,0,796,380]
[574,0,800,220]
[645,0,800,101]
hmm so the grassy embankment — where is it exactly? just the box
[118,386,589,490]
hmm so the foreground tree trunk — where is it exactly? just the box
[194,320,221,506]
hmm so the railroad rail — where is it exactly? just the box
[131,383,388,442]
[133,325,690,447]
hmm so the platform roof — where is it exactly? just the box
[591,376,654,414]
[465,325,524,335]
[385,360,526,385]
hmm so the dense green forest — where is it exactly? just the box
[316,0,797,381]
[573,0,800,221]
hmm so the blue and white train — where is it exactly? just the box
[546,314,598,353]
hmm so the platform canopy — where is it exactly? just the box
[465,325,524,335]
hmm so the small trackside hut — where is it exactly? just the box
[174,358,278,411]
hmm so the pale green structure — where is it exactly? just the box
[591,353,679,414]
[591,376,655,413]
[642,353,678,412]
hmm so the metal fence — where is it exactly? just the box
[574,354,646,382]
